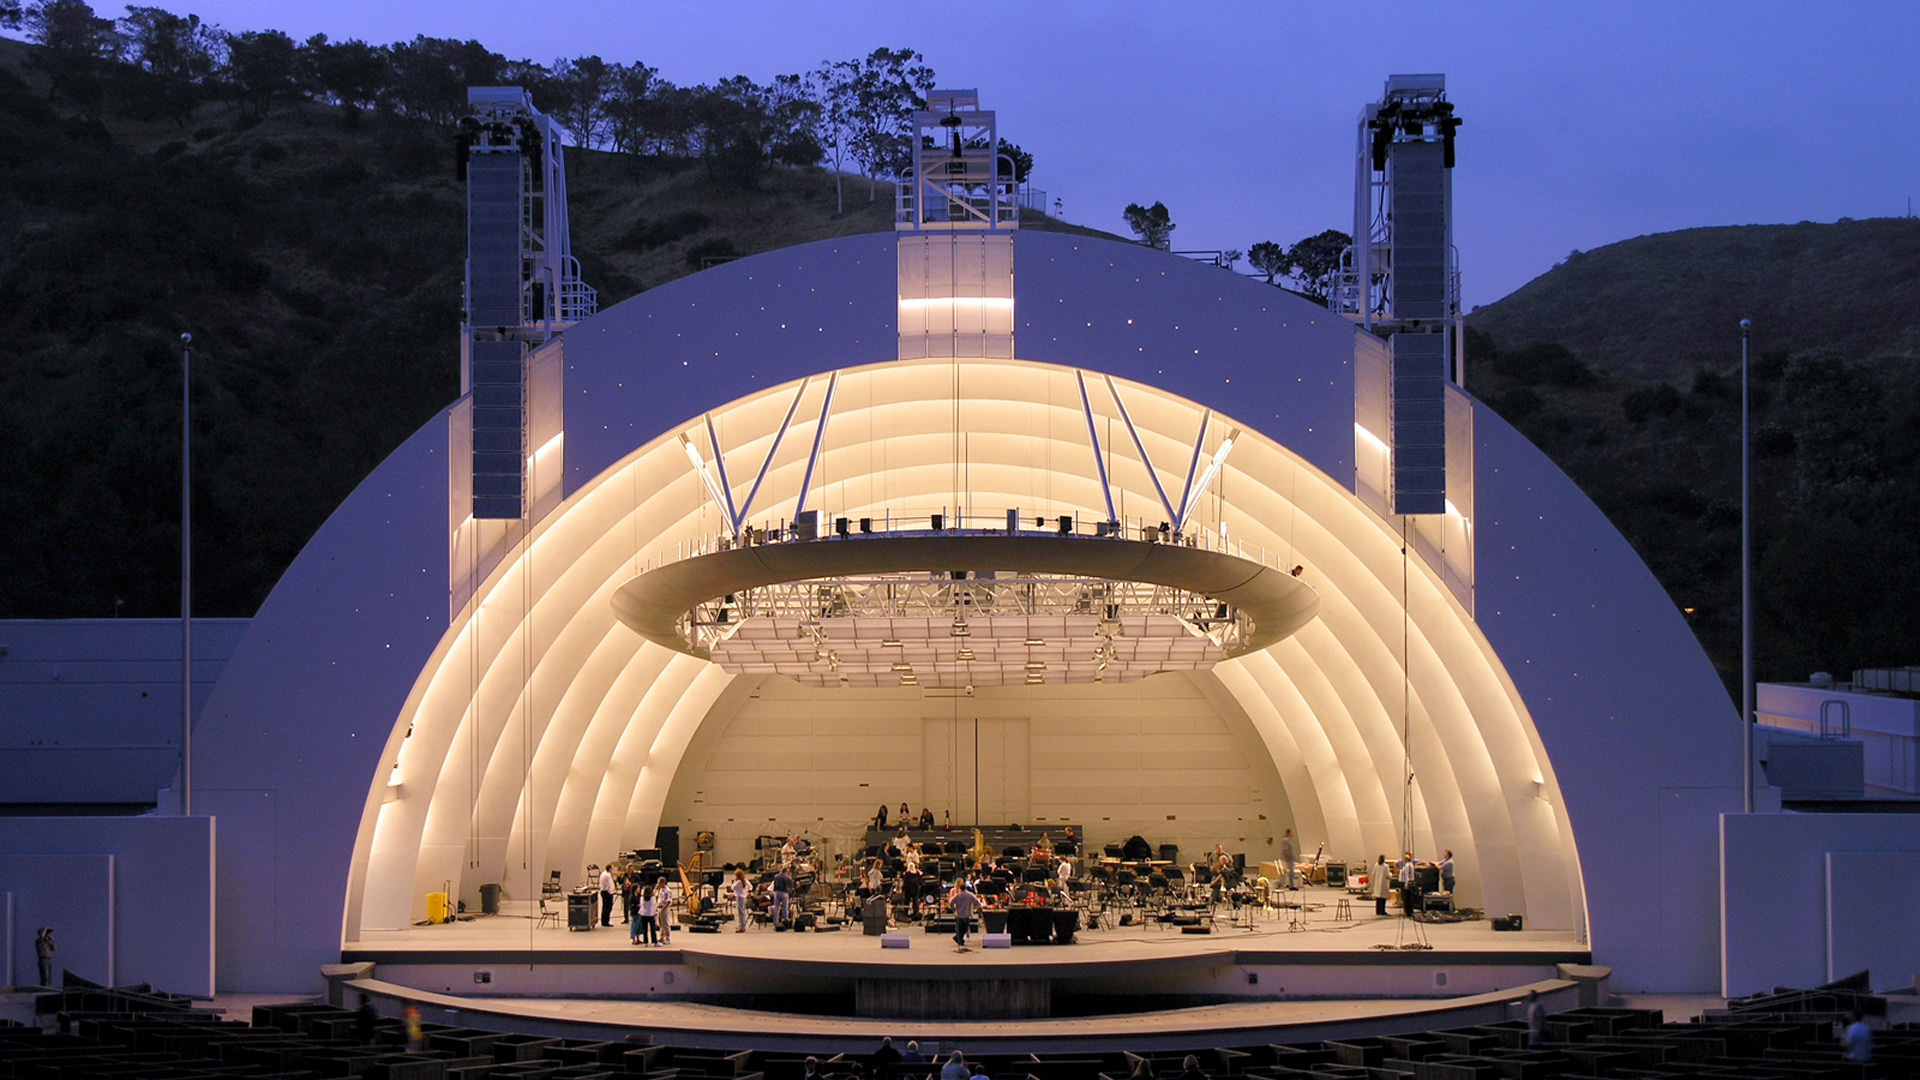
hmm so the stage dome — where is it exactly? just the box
[194,230,1741,993]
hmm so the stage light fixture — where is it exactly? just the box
[955,647,975,661]
[881,638,902,648]
[1025,637,1045,647]
[1024,673,1044,685]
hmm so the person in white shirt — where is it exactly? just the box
[656,877,675,943]
[731,869,752,932]
[598,865,616,927]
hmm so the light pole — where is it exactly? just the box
[1740,318,1753,814]
[180,332,193,817]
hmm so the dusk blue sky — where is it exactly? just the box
[88,1,1920,307]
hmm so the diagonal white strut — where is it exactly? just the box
[1103,373,1180,529]
[1076,371,1119,526]
[731,377,811,534]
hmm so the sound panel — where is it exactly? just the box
[470,339,525,519]
[1391,331,1447,515]
[1389,140,1447,321]
[467,153,523,328]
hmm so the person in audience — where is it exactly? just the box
[871,1036,901,1068]
[1177,1056,1208,1080]
[940,1051,969,1080]
[898,802,911,825]
[802,1057,822,1080]
[918,806,936,829]
[1524,989,1545,1047]
[1842,1009,1873,1063]
[875,803,889,829]
[354,991,376,1045]
[968,1063,989,1080]
[902,1041,926,1063]
[1126,1058,1156,1080]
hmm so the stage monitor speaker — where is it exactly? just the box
[1325,863,1347,887]
[1492,914,1524,932]
[1159,843,1179,864]
[1180,925,1212,934]
[1415,865,1440,891]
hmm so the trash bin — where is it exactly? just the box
[862,895,890,936]
[480,883,501,915]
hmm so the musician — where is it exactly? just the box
[1279,829,1297,890]
[863,857,885,900]
[779,835,797,869]
[731,868,752,933]
[1056,856,1072,891]
[903,844,925,916]
[892,827,912,855]
[899,802,911,824]
[771,865,794,926]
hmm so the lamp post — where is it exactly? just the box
[180,332,193,817]
[1740,318,1753,814]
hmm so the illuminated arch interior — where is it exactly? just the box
[345,357,1584,939]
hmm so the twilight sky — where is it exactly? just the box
[135,0,1920,307]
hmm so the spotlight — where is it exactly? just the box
[1290,565,1304,577]
[950,619,970,637]
[1024,673,1044,685]
[1025,637,1045,647]
[882,638,902,649]
[835,517,850,537]
[956,647,975,661]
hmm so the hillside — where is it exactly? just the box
[3,31,1917,693]
[1468,219,1920,379]
[0,45,1111,621]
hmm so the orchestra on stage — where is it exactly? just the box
[558,802,1464,943]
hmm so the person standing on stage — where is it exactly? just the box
[950,879,982,952]
[1398,851,1418,915]
[598,864,616,926]
[1439,849,1456,896]
[731,868,752,932]
[903,844,925,917]
[771,865,794,926]
[1371,854,1391,916]
[620,865,639,926]
[1279,828,1297,890]
[864,857,885,900]
[635,884,661,945]
[656,876,675,944]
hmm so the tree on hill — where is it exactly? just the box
[116,6,225,126]
[24,0,120,111]
[227,29,298,117]
[1285,228,1350,305]
[1123,201,1175,250]
[384,35,504,124]
[299,34,388,120]
[999,139,1033,185]
[1,0,22,29]
[847,46,933,202]
[1247,240,1288,283]
[600,61,660,154]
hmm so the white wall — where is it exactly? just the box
[0,619,249,805]
[663,671,1292,870]
[0,816,213,995]
[1722,812,1920,996]
[1760,682,1920,795]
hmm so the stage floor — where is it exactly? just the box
[345,896,1588,974]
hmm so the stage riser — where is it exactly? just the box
[366,957,1568,1012]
